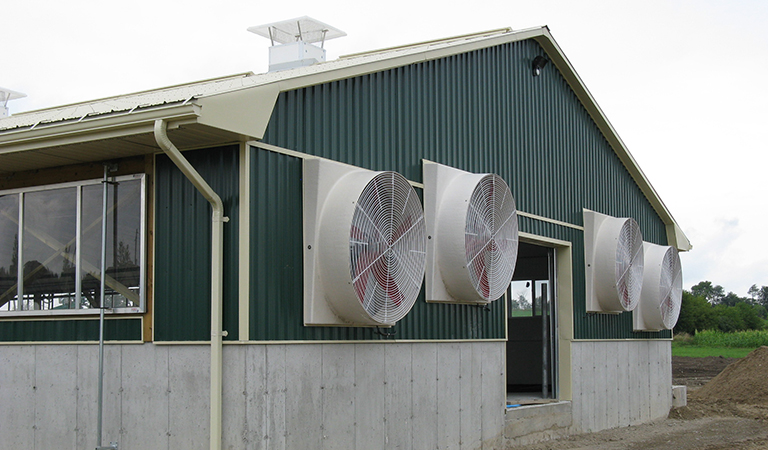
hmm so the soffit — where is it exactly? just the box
[0,122,241,174]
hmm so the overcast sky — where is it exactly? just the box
[4,0,767,296]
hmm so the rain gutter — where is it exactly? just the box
[153,119,227,450]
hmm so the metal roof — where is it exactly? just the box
[0,26,690,250]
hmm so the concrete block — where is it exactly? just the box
[504,402,572,439]
[285,344,322,449]
[437,343,461,450]
[168,345,210,450]
[412,343,438,450]
[321,344,355,450]
[0,346,35,448]
[354,344,386,450]
[672,385,687,408]
[263,345,287,450]
[221,345,247,450]
[460,343,481,450]
[384,343,412,450]
[121,344,170,450]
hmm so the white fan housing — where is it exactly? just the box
[583,209,644,313]
[303,158,427,326]
[424,162,519,304]
[634,242,683,331]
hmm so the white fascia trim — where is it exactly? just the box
[0,104,200,155]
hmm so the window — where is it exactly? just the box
[0,174,145,315]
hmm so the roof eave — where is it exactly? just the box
[0,103,201,155]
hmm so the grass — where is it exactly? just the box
[671,345,756,358]
[672,329,768,358]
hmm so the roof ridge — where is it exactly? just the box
[339,27,513,60]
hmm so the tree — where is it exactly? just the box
[759,286,768,309]
[676,282,768,334]
[690,281,725,304]
[719,291,745,307]
[748,284,760,302]
[714,304,745,332]
[674,291,717,335]
[753,304,767,320]
[735,302,764,330]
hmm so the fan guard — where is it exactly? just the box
[303,158,426,326]
[464,174,519,301]
[584,209,645,313]
[613,219,644,311]
[634,243,683,331]
[424,162,518,304]
[348,172,426,323]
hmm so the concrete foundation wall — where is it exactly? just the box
[0,341,506,450]
[570,340,672,433]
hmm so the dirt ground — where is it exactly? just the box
[510,348,768,450]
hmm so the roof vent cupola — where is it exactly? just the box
[248,16,346,72]
[0,87,26,118]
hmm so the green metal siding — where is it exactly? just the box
[261,39,670,340]
[0,318,142,342]
[154,145,240,341]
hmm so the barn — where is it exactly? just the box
[0,22,690,450]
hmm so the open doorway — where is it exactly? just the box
[507,241,557,401]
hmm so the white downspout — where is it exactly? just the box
[154,119,227,450]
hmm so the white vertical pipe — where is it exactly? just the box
[154,120,226,450]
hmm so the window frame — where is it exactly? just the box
[0,173,146,317]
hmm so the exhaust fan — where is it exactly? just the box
[634,243,682,331]
[424,162,519,304]
[303,158,426,326]
[583,209,644,313]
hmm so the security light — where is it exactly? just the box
[532,55,548,76]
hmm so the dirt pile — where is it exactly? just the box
[692,346,768,405]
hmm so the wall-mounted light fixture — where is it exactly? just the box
[532,55,549,77]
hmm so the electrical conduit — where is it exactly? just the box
[154,119,227,450]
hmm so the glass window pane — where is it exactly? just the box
[81,179,142,309]
[0,195,19,311]
[22,188,77,310]
[509,280,533,317]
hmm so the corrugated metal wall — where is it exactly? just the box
[154,145,240,341]
[0,318,142,342]
[261,39,670,340]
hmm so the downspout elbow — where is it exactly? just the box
[153,120,225,218]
